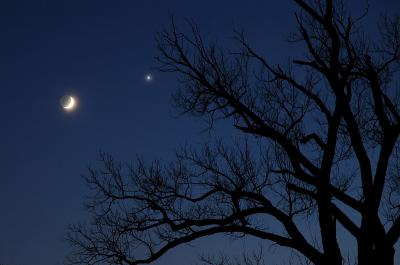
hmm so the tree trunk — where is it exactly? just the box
[358,242,395,265]
[372,246,395,265]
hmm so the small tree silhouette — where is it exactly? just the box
[67,1,400,265]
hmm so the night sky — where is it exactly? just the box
[1,1,399,265]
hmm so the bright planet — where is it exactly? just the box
[60,95,77,111]
[145,73,152,82]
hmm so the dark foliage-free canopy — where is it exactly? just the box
[67,1,400,265]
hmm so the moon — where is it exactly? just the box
[60,95,77,111]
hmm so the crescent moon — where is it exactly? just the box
[64,96,76,109]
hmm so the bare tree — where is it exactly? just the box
[67,1,400,265]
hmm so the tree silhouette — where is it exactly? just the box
[67,1,400,265]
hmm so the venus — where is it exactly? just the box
[145,73,153,82]
[60,95,77,111]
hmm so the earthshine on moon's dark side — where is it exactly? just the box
[60,95,77,111]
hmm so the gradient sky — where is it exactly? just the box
[1,1,400,265]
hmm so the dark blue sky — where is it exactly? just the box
[1,1,399,265]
